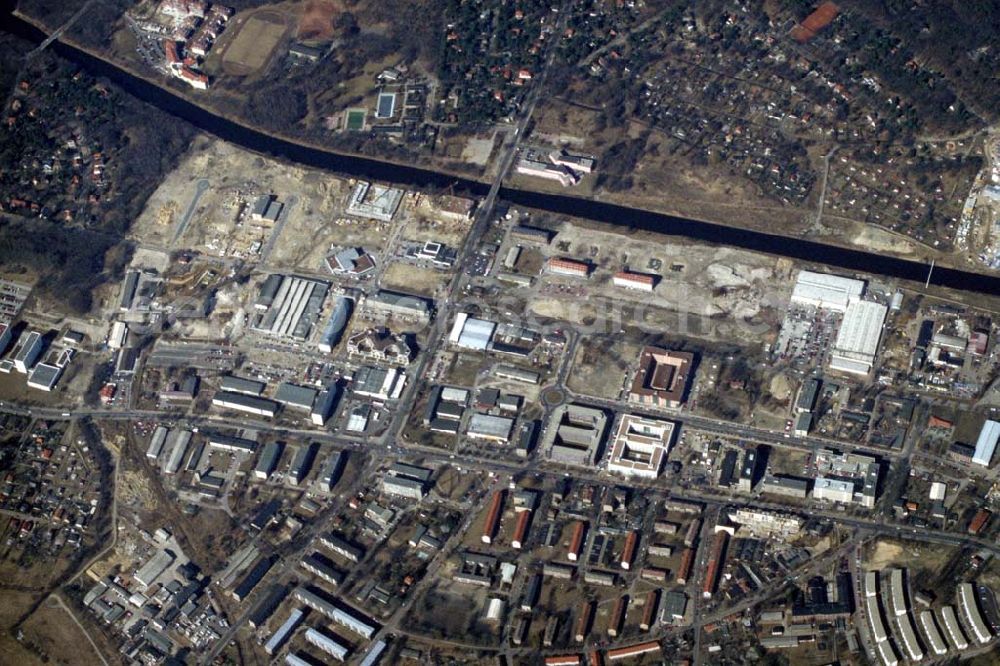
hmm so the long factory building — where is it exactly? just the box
[252,274,330,340]
[212,392,279,418]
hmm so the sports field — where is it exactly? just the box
[222,11,286,75]
[345,109,366,131]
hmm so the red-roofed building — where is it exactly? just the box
[628,346,695,409]
[568,520,586,561]
[613,271,656,292]
[606,641,661,662]
[928,415,953,429]
[620,531,638,570]
[164,40,181,69]
[546,257,590,278]
[545,656,582,666]
[180,66,209,89]
[511,509,531,550]
[482,491,504,544]
[968,331,989,356]
[790,1,839,43]
[676,547,694,585]
[969,508,991,535]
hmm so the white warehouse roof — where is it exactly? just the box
[791,270,865,312]
[829,299,887,375]
[449,315,496,350]
[973,420,1000,467]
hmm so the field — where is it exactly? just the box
[0,591,114,666]
[865,538,956,580]
[0,591,46,666]
[381,263,446,297]
[567,336,640,400]
[345,108,366,131]
[221,11,288,76]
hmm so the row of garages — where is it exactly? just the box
[864,570,992,665]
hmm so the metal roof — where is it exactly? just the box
[212,392,279,416]
[457,317,496,350]
[220,375,266,396]
[974,420,1000,466]
[275,383,318,409]
[389,462,433,482]
[832,300,887,361]
[791,270,865,311]
[255,442,283,477]
[27,362,62,389]
[468,413,514,439]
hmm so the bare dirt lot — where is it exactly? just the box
[380,262,446,297]
[221,11,289,76]
[865,538,954,579]
[519,221,794,346]
[404,200,474,246]
[567,336,641,400]
[297,0,343,42]
[130,137,393,273]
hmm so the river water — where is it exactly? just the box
[2,6,997,296]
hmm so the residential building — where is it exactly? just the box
[311,386,340,426]
[728,508,803,537]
